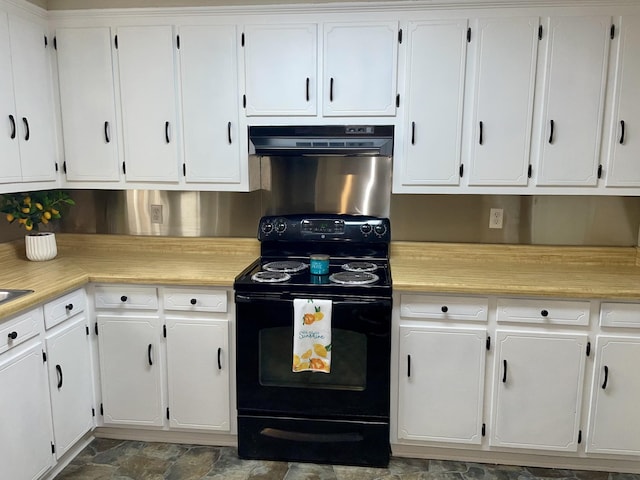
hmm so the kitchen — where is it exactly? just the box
[2,0,640,478]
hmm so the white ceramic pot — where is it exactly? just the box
[25,232,58,261]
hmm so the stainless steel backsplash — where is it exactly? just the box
[32,190,638,246]
[2,189,639,246]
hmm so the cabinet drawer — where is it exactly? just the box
[600,302,640,328]
[44,288,86,330]
[0,308,42,354]
[163,288,227,313]
[94,286,158,310]
[496,298,590,326]
[400,294,489,322]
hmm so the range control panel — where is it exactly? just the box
[258,214,390,242]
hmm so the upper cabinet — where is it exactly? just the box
[0,12,21,186]
[604,16,640,188]
[28,5,640,196]
[116,25,180,183]
[0,10,57,192]
[467,16,539,187]
[396,19,468,189]
[243,24,317,116]
[56,27,120,183]
[322,22,398,117]
[535,15,612,187]
[179,25,243,186]
[242,21,399,118]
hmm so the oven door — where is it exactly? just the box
[235,292,391,420]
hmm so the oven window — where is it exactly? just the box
[259,327,366,391]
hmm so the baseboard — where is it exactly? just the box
[391,443,640,474]
[93,426,238,448]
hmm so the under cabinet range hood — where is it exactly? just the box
[249,125,394,156]
[251,125,394,218]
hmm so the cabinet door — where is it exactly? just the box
[56,27,120,182]
[323,22,398,116]
[243,24,317,116]
[399,19,468,187]
[468,17,539,186]
[166,317,230,431]
[97,314,163,426]
[0,12,21,185]
[605,16,640,187]
[536,15,611,186]
[8,13,57,183]
[587,336,640,455]
[398,326,486,444]
[117,26,179,182]
[46,315,94,459]
[180,25,241,184]
[491,330,587,451]
[0,342,54,480]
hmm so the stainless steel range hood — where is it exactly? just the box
[249,125,394,156]
[251,125,394,218]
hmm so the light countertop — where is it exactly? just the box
[1,234,639,320]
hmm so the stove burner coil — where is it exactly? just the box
[251,271,291,283]
[263,261,308,273]
[329,271,379,285]
[342,261,378,273]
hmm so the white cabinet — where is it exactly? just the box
[45,314,94,459]
[0,11,21,185]
[116,25,179,183]
[96,287,160,428]
[397,19,468,188]
[179,25,242,186]
[164,287,231,431]
[604,16,640,187]
[243,23,317,116]
[467,16,539,186]
[0,309,53,480]
[0,11,57,189]
[242,21,398,118]
[323,21,398,116]
[166,317,230,431]
[97,311,164,426]
[56,27,120,183]
[490,330,588,452]
[398,325,486,444]
[587,335,640,455]
[535,15,611,186]
[94,285,232,432]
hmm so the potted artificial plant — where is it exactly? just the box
[1,190,75,261]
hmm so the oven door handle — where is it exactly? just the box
[260,427,364,443]
[235,293,390,306]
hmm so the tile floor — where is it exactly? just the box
[54,439,640,480]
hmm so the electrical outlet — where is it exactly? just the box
[489,208,503,229]
[150,204,163,224]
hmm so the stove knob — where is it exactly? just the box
[261,222,273,234]
[360,224,372,235]
[275,221,287,233]
[374,224,387,236]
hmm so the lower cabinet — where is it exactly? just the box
[165,316,230,431]
[398,325,487,444]
[0,308,54,480]
[490,330,588,452]
[93,285,232,432]
[97,313,164,426]
[45,314,95,458]
[587,335,640,455]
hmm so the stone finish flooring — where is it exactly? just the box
[55,439,640,480]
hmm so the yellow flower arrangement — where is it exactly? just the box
[1,190,75,232]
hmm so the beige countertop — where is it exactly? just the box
[1,234,639,320]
